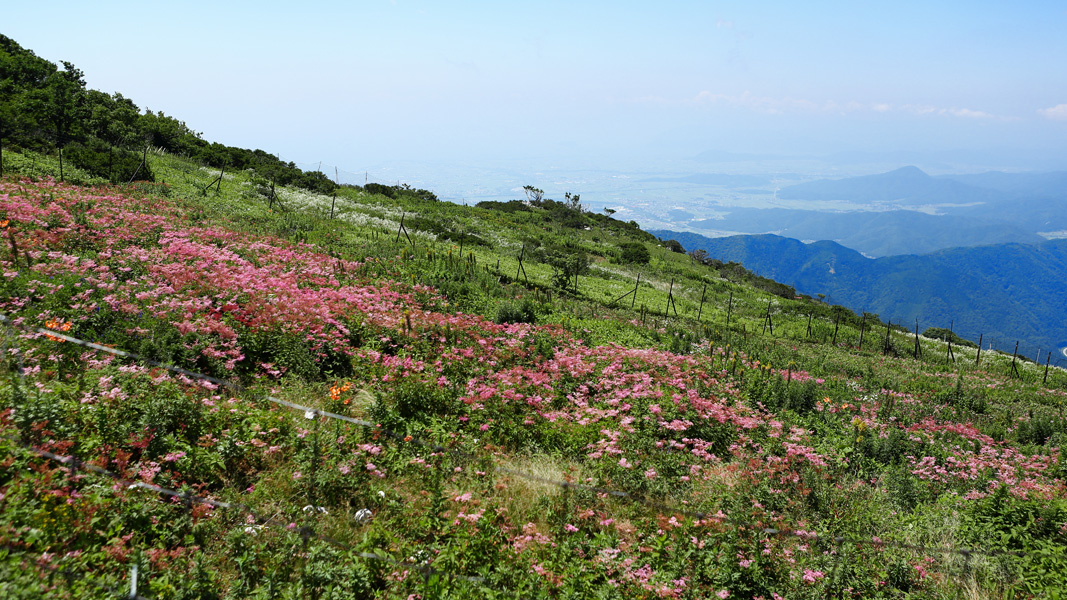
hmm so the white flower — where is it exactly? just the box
[354,508,373,523]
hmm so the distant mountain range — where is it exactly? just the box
[778,166,1007,206]
[649,230,1067,355]
[670,166,1067,257]
[688,208,1045,257]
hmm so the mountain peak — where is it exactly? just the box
[885,165,929,179]
[780,165,1004,205]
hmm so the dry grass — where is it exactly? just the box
[493,454,589,524]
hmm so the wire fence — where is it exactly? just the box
[1,540,150,600]
[2,435,482,590]
[0,316,1049,597]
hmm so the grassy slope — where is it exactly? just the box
[0,151,1065,599]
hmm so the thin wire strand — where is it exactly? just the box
[0,541,152,600]
[1,434,485,585]
[0,316,1032,561]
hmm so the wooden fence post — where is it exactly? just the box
[697,283,707,320]
[516,244,526,282]
[329,167,339,219]
[395,213,413,246]
[832,309,840,345]
[665,278,678,317]
[975,334,983,366]
[945,320,955,362]
[610,274,640,307]
[858,313,866,349]
[574,256,580,294]
[125,145,150,185]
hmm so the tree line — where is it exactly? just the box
[0,34,334,192]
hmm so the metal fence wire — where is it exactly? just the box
[0,316,1049,598]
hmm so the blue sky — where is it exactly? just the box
[6,1,1067,171]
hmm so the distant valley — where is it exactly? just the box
[651,230,1067,358]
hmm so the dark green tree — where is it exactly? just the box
[46,61,88,179]
[618,242,651,265]
[661,239,685,253]
[0,34,55,150]
[47,61,87,147]
[85,90,141,149]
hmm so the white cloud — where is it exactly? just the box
[679,93,1011,121]
[898,104,939,115]
[1038,103,1067,120]
[690,91,822,113]
[894,104,993,118]
[947,107,993,119]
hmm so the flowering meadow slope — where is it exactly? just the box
[1,177,1065,599]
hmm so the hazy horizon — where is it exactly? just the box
[6,1,1067,181]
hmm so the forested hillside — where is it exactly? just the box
[653,230,1067,356]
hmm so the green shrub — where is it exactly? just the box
[476,200,531,213]
[364,182,437,202]
[618,242,651,265]
[371,376,459,428]
[922,327,978,348]
[494,298,538,325]
[64,140,154,183]
[661,238,685,253]
[240,328,323,381]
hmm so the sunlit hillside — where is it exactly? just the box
[1,149,1065,599]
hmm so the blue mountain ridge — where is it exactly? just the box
[649,229,1067,356]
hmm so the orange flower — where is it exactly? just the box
[43,319,71,342]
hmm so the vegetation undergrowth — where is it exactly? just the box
[0,151,1065,599]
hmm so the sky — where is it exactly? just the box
[5,1,1067,174]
